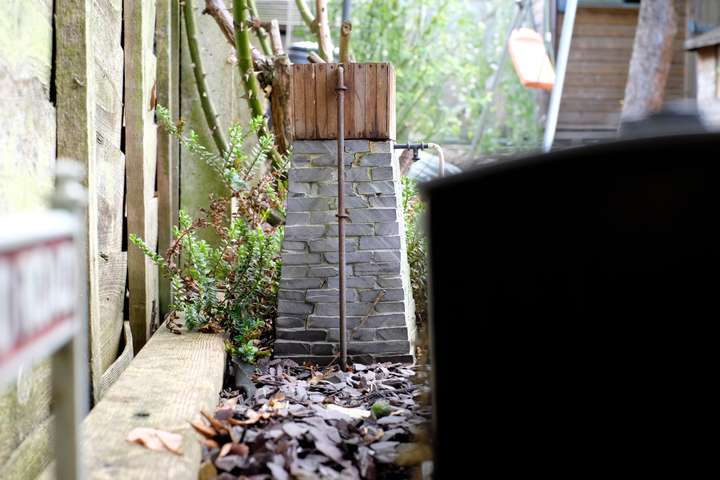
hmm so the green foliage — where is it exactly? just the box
[401,176,428,327]
[297,0,541,153]
[157,106,284,194]
[131,112,286,363]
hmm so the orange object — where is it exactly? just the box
[508,27,555,90]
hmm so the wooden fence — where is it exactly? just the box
[0,0,181,477]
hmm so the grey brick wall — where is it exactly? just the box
[275,140,416,364]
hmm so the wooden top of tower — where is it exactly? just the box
[290,63,396,141]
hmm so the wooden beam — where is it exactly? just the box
[78,325,223,478]
[38,324,225,479]
[54,19,100,474]
[125,0,159,353]
[156,0,180,321]
[56,0,99,384]
[90,0,127,401]
[96,322,134,399]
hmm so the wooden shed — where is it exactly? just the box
[685,27,720,124]
[553,0,690,146]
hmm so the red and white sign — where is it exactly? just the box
[0,211,80,386]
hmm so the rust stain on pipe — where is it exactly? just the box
[336,65,348,370]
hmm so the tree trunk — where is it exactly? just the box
[271,55,293,155]
[315,0,334,61]
[621,1,677,121]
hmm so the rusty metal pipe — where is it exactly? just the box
[336,65,348,370]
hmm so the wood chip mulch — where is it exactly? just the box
[193,358,432,480]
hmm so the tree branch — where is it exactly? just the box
[202,0,270,70]
[339,21,352,64]
[247,0,273,56]
[233,0,266,122]
[308,51,326,63]
[295,0,318,33]
[233,0,284,167]
[315,0,334,61]
[183,0,228,155]
[267,19,285,56]
[271,55,293,154]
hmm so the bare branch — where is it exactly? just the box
[271,55,293,154]
[268,19,285,56]
[295,0,318,33]
[202,0,267,65]
[339,21,352,64]
[233,0,284,167]
[308,51,326,63]
[315,0,334,61]
[183,0,228,154]
[247,0,273,56]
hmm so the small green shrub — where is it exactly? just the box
[401,176,428,328]
[130,109,286,363]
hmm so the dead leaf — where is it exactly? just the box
[267,460,290,480]
[326,404,371,419]
[202,410,228,433]
[281,421,309,438]
[127,427,183,455]
[314,438,346,465]
[190,420,217,438]
[230,443,250,457]
[215,407,234,421]
[202,438,220,449]
[203,360,429,478]
[219,442,232,458]
[377,415,405,425]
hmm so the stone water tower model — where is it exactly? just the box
[275,63,416,364]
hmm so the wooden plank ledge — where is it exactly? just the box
[40,323,226,479]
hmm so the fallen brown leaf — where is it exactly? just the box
[219,442,233,458]
[127,427,183,455]
[202,410,228,433]
[190,420,217,438]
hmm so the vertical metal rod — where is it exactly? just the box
[543,0,577,152]
[51,159,89,480]
[336,66,348,370]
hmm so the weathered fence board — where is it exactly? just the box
[290,63,396,141]
[97,321,134,400]
[55,0,107,414]
[125,0,160,353]
[0,414,53,480]
[0,0,57,477]
[3,0,178,475]
[93,0,127,399]
[0,361,53,479]
[97,251,127,370]
[156,0,181,320]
